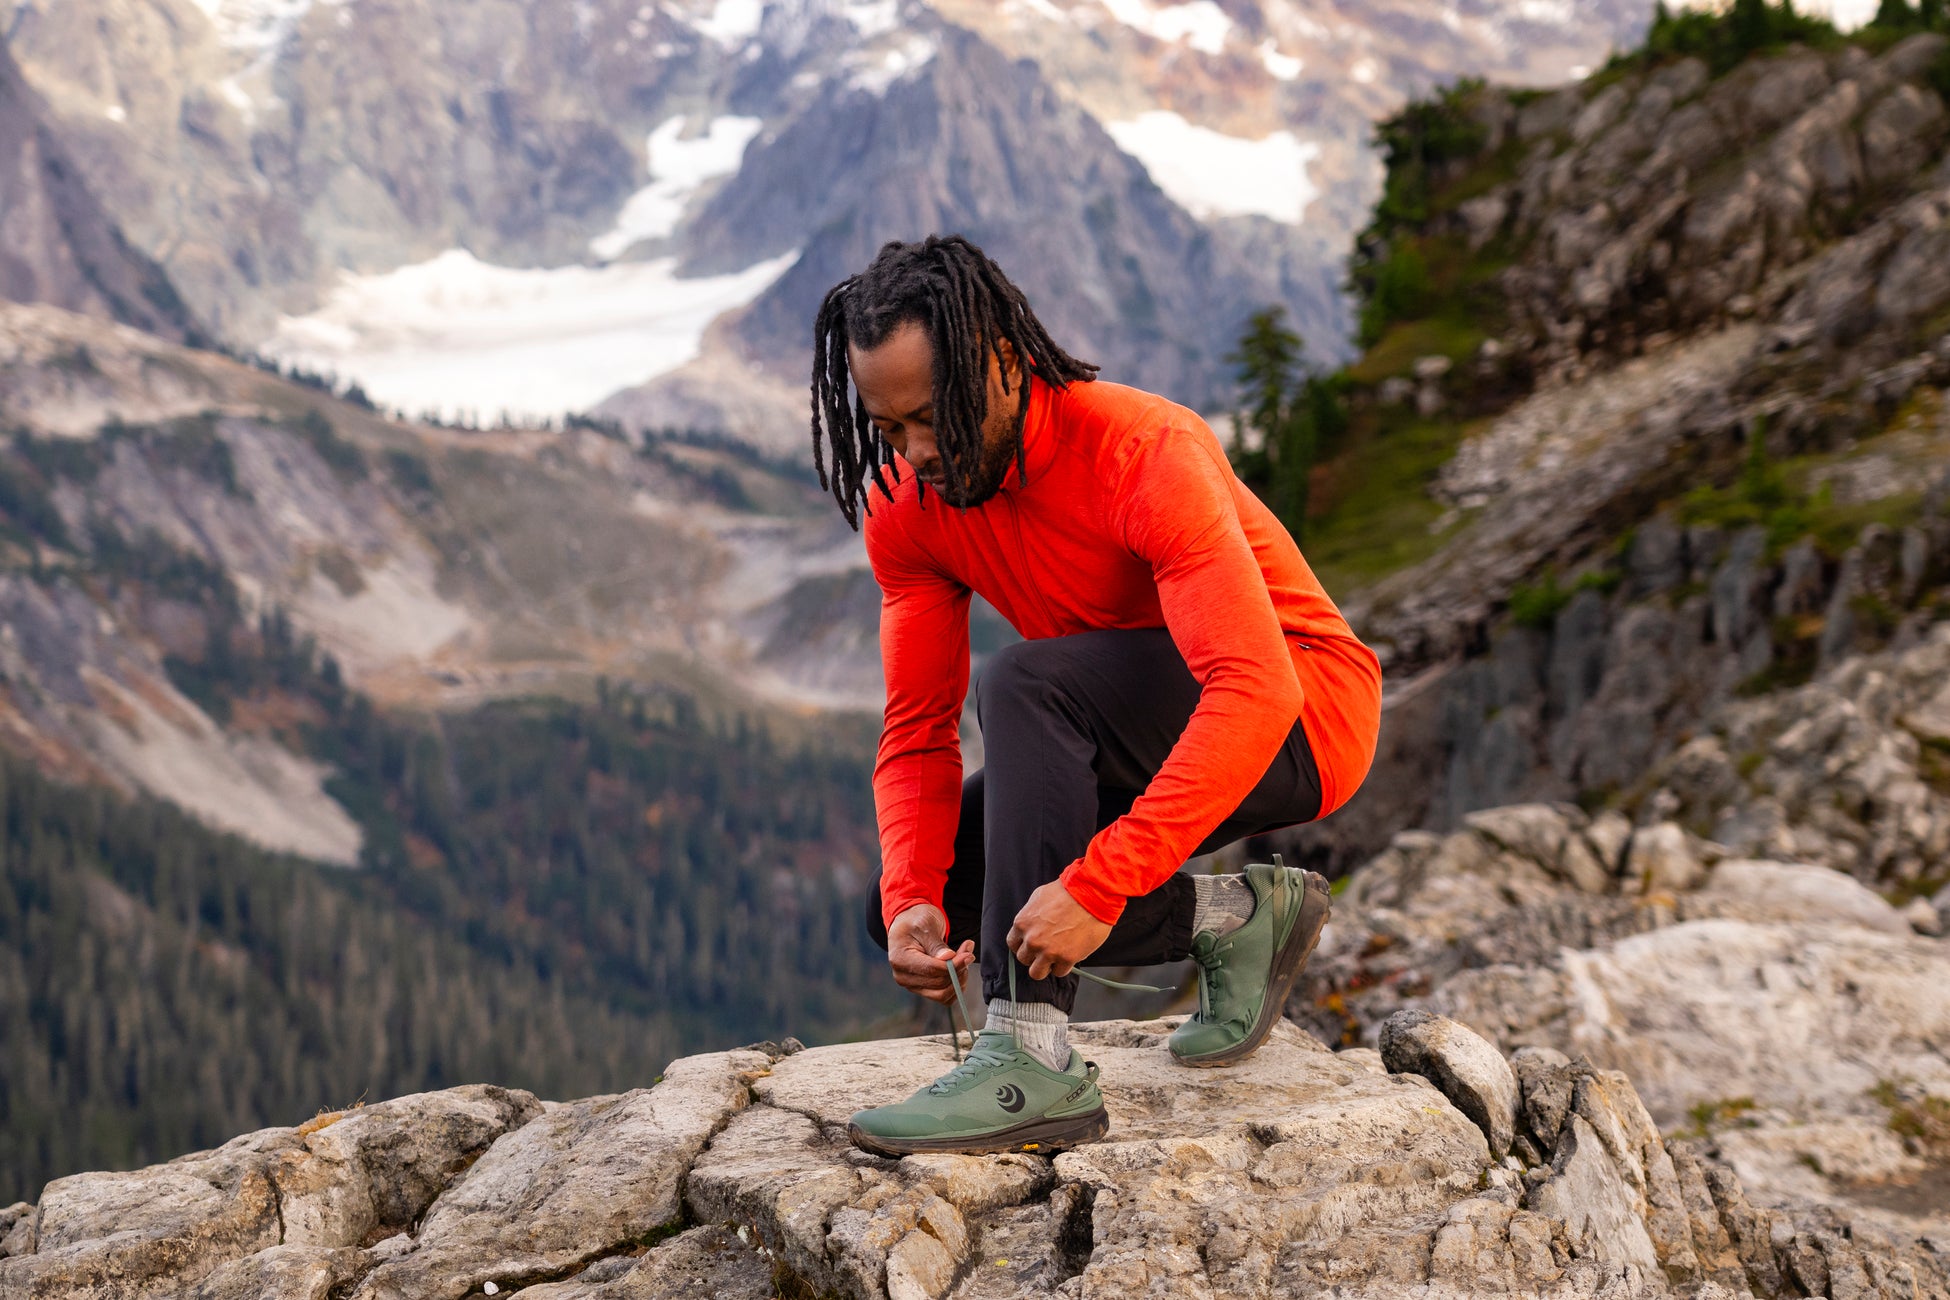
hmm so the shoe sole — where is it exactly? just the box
[845,1105,1110,1158]
[1173,869,1332,1069]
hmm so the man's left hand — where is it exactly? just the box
[1007,881,1113,980]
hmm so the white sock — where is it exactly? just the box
[1192,873,1257,939]
[985,999,1070,1072]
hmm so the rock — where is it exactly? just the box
[1499,919,1950,1166]
[514,1226,774,1300]
[351,1049,769,1300]
[1380,1010,1521,1158]
[1511,1046,1577,1152]
[1462,804,1611,894]
[1526,1115,1662,1272]
[192,1245,368,1300]
[14,1008,1950,1299]
[1629,822,1706,894]
[1902,897,1942,935]
[1584,810,1633,877]
[1903,679,1950,745]
[1700,859,1911,933]
[0,1203,32,1258]
[0,1126,293,1299]
[276,1085,542,1248]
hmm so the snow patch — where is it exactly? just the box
[1105,111,1321,225]
[592,115,764,259]
[265,248,799,422]
[1258,38,1302,80]
[844,0,901,38]
[1099,0,1231,54]
[692,0,764,44]
[1514,0,1575,23]
[187,0,338,52]
[847,32,938,94]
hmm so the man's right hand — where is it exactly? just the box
[886,904,976,1005]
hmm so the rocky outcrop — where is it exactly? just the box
[10,1011,1941,1299]
[1285,37,1950,876]
[1302,790,1950,1241]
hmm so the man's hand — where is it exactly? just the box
[1007,881,1113,981]
[887,904,976,1005]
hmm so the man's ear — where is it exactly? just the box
[993,336,1021,392]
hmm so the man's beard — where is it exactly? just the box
[928,430,1017,509]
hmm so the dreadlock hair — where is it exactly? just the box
[810,234,1098,530]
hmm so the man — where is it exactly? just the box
[811,235,1382,1157]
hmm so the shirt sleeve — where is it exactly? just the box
[864,502,973,933]
[1057,428,1304,924]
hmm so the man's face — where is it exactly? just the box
[849,320,1022,509]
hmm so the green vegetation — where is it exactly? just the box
[101,414,249,500]
[0,429,899,1203]
[0,456,70,550]
[1507,568,1624,631]
[1225,307,1345,545]
[0,641,898,1202]
[288,409,369,483]
[1676,419,1927,558]
[1626,0,1843,76]
[0,754,671,1205]
[1672,1095,1759,1141]
[1870,1079,1950,1148]
[383,446,437,500]
[1299,418,1477,589]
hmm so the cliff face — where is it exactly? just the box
[1277,33,1950,876]
[0,41,195,342]
[5,1003,1942,1300]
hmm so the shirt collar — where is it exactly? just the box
[999,373,1059,494]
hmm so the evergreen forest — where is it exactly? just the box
[0,665,896,1205]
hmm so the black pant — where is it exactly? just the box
[867,628,1322,1013]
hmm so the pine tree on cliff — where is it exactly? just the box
[1733,0,1772,51]
[1229,307,1325,546]
[1874,0,1918,27]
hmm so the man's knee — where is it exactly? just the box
[974,638,1050,726]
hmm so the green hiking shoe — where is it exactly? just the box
[846,1029,1109,1157]
[1168,859,1332,1068]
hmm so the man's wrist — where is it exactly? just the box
[884,896,945,932]
[1057,863,1128,926]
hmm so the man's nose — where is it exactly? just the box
[906,432,940,472]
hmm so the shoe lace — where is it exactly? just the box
[939,954,1169,1066]
[1191,938,1232,1023]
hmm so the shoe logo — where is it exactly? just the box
[995,1084,1026,1113]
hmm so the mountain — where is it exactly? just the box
[0,40,196,342]
[1259,22,1950,878]
[0,0,1658,447]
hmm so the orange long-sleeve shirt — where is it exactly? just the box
[865,375,1382,930]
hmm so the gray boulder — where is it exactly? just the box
[1380,1009,1522,1159]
